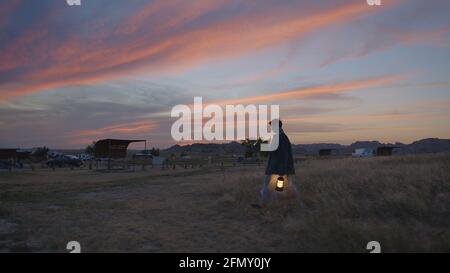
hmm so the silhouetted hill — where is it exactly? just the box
[164,141,245,155]
[402,138,450,154]
[349,141,383,149]
[163,138,450,155]
[293,143,345,154]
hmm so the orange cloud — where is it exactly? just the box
[205,74,406,105]
[400,27,450,46]
[283,112,430,124]
[73,120,158,137]
[0,0,398,100]
[415,81,450,89]
[320,26,450,67]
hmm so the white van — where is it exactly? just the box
[352,148,373,157]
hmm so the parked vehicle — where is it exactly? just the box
[352,148,374,157]
[48,151,63,159]
[0,159,23,169]
[132,151,152,159]
[78,154,92,161]
[0,160,12,169]
[47,155,83,168]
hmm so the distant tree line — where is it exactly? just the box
[150,148,160,156]
[241,138,268,158]
[85,141,96,155]
[33,147,49,158]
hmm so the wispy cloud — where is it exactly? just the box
[205,74,406,105]
[0,0,397,100]
[320,26,450,67]
[73,120,159,137]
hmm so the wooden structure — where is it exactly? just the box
[376,146,395,156]
[0,149,31,160]
[94,139,146,159]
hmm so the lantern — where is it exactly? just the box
[276,176,284,191]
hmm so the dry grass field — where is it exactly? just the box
[0,153,449,252]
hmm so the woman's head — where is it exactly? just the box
[269,119,282,131]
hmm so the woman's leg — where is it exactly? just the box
[287,175,299,198]
[260,175,272,206]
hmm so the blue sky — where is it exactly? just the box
[0,0,449,149]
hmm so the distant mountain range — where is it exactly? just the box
[164,142,245,154]
[164,138,450,155]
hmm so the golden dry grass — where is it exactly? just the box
[0,153,449,252]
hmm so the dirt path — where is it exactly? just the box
[0,166,272,252]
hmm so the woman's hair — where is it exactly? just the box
[269,119,283,129]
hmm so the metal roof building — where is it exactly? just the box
[94,139,146,159]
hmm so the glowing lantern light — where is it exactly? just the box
[276,176,285,191]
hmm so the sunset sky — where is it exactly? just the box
[0,0,449,149]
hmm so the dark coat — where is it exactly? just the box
[265,129,295,175]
